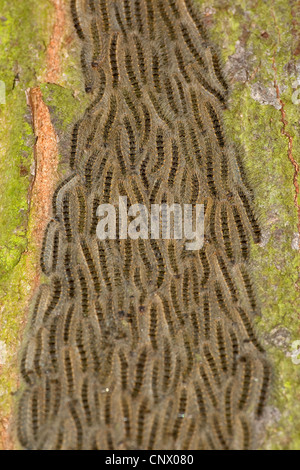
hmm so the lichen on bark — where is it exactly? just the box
[201,0,300,450]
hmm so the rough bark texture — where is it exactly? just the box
[0,0,299,449]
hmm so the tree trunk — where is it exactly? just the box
[0,0,299,449]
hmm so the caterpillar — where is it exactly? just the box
[124,117,137,169]
[167,240,179,275]
[139,152,150,190]
[229,329,239,376]
[214,282,233,321]
[224,382,233,436]
[123,0,133,30]
[238,356,252,411]
[141,103,151,148]
[81,46,94,93]
[174,76,188,114]
[191,261,201,305]
[203,344,221,387]
[114,3,128,40]
[149,178,161,205]
[212,414,229,450]
[102,167,114,204]
[193,67,227,108]
[157,0,177,41]
[240,416,251,450]
[99,0,110,32]
[71,0,85,41]
[70,120,82,169]
[216,321,228,373]
[89,195,101,237]
[64,349,75,396]
[167,0,180,19]
[84,151,99,191]
[239,264,258,312]
[232,205,249,261]
[189,125,203,167]
[122,396,131,439]
[63,304,75,344]
[162,337,173,392]
[40,221,56,275]
[132,347,148,398]
[199,248,211,288]
[64,246,76,299]
[148,414,160,450]
[256,361,271,418]
[237,185,261,244]
[199,365,218,408]
[118,350,129,391]
[62,191,73,242]
[134,0,144,34]
[170,278,185,326]
[91,18,101,68]
[180,23,207,71]
[77,268,90,318]
[182,334,194,379]
[76,187,87,234]
[102,95,118,143]
[80,238,101,294]
[164,76,179,115]
[216,253,238,302]
[237,307,264,353]
[123,90,142,130]
[182,0,208,41]
[81,378,92,426]
[109,34,119,88]
[43,276,62,324]
[152,128,165,173]
[148,91,174,129]
[33,328,43,378]
[210,48,229,94]
[69,401,84,450]
[172,388,187,441]
[205,102,225,149]
[125,49,142,99]
[205,141,218,197]
[48,316,59,373]
[151,359,160,405]
[52,174,76,219]
[160,295,176,338]
[123,238,133,279]
[145,0,155,39]
[189,88,205,133]
[220,203,234,262]
[150,239,166,289]
[151,48,162,94]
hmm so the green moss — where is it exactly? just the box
[200,0,300,450]
[0,0,54,421]
[0,0,90,431]
[0,0,52,276]
[40,82,88,131]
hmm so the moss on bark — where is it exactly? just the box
[0,0,86,447]
[201,0,300,449]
